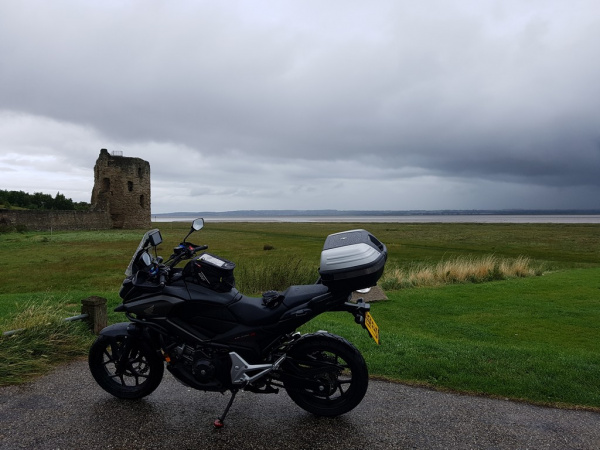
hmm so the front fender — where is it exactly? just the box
[98,322,138,337]
[96,322,161,356]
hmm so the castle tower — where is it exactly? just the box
[91,149,151,229]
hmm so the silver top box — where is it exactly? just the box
[319,229,387,291]
[320,229,383,271]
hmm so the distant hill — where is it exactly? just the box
[153,209,600,218]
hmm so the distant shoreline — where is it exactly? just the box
[153,209,600,218]
[152,213,600,224]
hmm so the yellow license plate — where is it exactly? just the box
[365,312,380,345]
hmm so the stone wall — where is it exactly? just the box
[1,149,151,232]
[0,209,112,232]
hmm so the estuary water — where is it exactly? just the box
[153,214,600,224]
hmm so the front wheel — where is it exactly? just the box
[282,332,368,417]
[88,335,164,399]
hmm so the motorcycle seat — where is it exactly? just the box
[280,284,329,309]
[228,284,329,326]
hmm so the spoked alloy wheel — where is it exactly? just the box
[89,335,164,399]
[283,333,368,416]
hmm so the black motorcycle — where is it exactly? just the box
[88,219,386,427]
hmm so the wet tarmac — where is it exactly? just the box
[1,360,599,449]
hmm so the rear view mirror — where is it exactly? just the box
[140,251,152,266]
[182,218,204,244]
[192,218,204,231]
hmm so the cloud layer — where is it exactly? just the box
[1,0,599,212]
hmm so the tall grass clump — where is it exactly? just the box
[235,257,317,294]
[381,255,542,290]
[0,297,95,385]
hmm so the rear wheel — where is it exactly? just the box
[282,332,368,416]
[89,335,164,399]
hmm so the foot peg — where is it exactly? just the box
[229,352,286,386]
[213,353,286,428]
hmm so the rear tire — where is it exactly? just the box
[282,332,368,416]
[89,335,164,399]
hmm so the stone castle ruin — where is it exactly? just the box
[91,149,151,229]
[0,149,151,231]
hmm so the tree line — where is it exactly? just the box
[0,189,90,211]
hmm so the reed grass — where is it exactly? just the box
[381,255,543,290]
[0,297,94,385]
[235,256,317,294]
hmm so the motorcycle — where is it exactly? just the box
[88,219,387,427]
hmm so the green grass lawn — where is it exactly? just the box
[1,222,599,409]
[302,267,600,408]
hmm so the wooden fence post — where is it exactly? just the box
[81,296,107,334]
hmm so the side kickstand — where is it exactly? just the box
[213,389,239,428]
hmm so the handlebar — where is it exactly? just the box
[159,269,167,288]
[164,243,209,269]
[128,222,208,292]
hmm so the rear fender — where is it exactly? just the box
[331,299,371,327]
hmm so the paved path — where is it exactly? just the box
[1,360,599,449]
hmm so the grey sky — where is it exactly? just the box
[1,0,599,213]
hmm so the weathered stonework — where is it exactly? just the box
[91,149,151,229]
[0,149,151,231]
[0,209,112,231]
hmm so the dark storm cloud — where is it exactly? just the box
[1,0,599,211]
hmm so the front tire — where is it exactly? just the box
[282,332,368,417]
[88,335,164,399]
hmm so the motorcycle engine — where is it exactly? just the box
[192,359,216,383]
[171,343,229,389]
